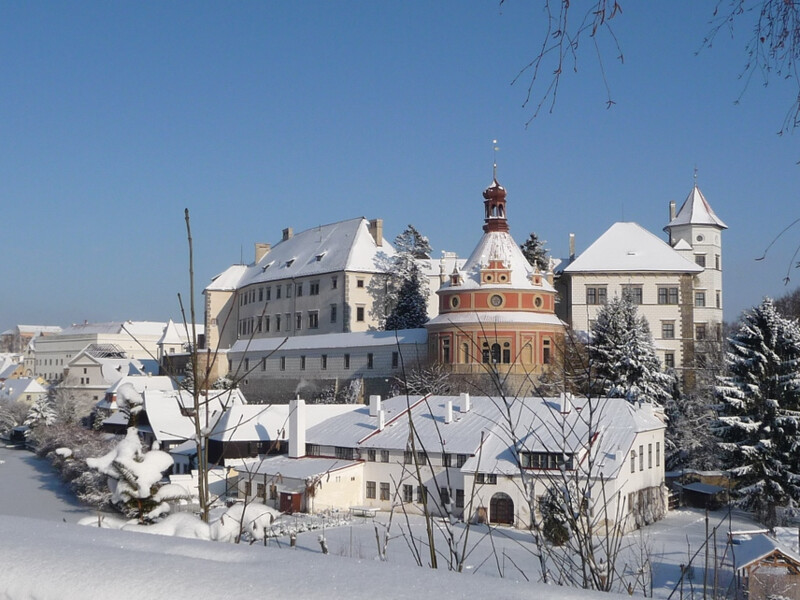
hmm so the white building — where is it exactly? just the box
[234,393,666,531]
[557,183,725,385]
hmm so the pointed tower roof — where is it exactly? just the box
[665,184,727,231]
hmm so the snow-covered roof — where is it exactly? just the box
[206,218,396,293]
[59,321,168,337]
[440,230,555,292]
[733,533,800,571]
[210,403,359,442]
[426,311,564,328]
[143,388,246,444]
[0,361,22,380]
[15,325,63,335]
[665,185,727,230]
[106,375,178,396]
[237,455,361,481]
[0,377,47,402]
[157,320,204,346]
[228,328,427,355]
[563,222,704,274]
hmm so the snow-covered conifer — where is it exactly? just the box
[714,298,800,521]
[384,225,430,330]
[588,296,673,404]
[520,231,550,272]
[24,396,57,428]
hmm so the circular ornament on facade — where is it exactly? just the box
[534,296,543,308]
[490,294,504,307]
[696,234,705,242]
[450,296,460,308]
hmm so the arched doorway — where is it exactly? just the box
[490,492,514,525]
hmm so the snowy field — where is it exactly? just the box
[0,446,766,599]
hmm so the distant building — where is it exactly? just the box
[557,183,726,387]
[0,377,48,406]
[0,325,62,354]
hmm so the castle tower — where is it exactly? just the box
[426,175,564,377]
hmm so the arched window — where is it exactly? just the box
[502,342,511,364]
[491,343,501,364]
[482,342,490,363]
[462,342,469,364]
[442,338,450,363]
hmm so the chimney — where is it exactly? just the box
[368,219,383,247]
[569,233,575,261]
[560,392,572,413]
[282,227,293,241]
[289,398,306,458]
[369,394,382,417]
[378,409,385,431]
[460,392,471,413]
[445,400,453,424]
[255,243,271,263]
[669,201,676,222]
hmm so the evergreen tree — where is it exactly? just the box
[383,225,430,330]
[588,296,673,404]
[24,396,57,428]
[385,262,429,330]
[520,231,550,272]
[714,298,800,521]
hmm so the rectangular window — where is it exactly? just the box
[543,339,552,365]
[257,483,265,499]
[330,304,337,323]
[639,444,644,471]
[442,453,452,467]
[344,354,350,369]
[331,276,338,289]
[244,358,250,371]
[265,287,271,301]
[658,287,679,305]
[276,286,282,299]
[715,254,721,270]
[380,450,389,463]
[456,454,467,468]
[662,321,675,339]
[664,352,675,369]
[307,444,321,456]
[367,353,374,369]
[264,315,270,332]
[356,306,365,322]
[367,449,376,462]
[335,447,354,460]
[380,482,390,501]
[308,311,319,329]
[656,442,661,466]
[696,323,707,340]
[296,312,302,330]
[392,352,399,368]
[440,487,450,505]
[416,450,427,464]
[404,451,413,464]
[244,481,252,496]
[366,481,376,499]
[695,254,706,267]
[622,285,643,305]
[403,484,413,503]
[356,278,365,288]
[631,451,636,474]
[310,281,320,296]
[321,354,327,370]
[296,283,303,297]
[716,290,721,309]
[300,356,306,370]
[455,489,465,509]
[586,286,607,305]
[258,288,263,302]
[285,313,291,331]
[270,484,277,500]
[275,314,282,331]
[286,284,292,298]
[695,291,706,307]
[416,486,426,504]
[648,443,653,468]
[261,357,267,371]
[280,356,286,371]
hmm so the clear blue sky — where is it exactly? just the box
[2,1,798,333]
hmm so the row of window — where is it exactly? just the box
[519,452,575,470]
[659,321,720,341]
[238,305,367,337]
[240,351,399,373]
[440,339,552,365]
[630,442,660,473]
[239,278,337,307]
[694,253,721,270]
[364,481,466,508]
[586,285,721,308]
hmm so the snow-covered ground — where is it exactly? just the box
[0,446,767,599]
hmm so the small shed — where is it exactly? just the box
[676,481,728,510]
[734,534,800,600]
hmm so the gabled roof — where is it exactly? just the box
[157,320,204,346]
[0,377,48,402]
[665,184,727,230]
[206,218,395,293]
[733,534,800,571]
[563,222,704,273]
[211,403,358,442]
[59,321,168,337]
[143,388,246,444]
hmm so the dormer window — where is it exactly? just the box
[285,258,295,268]
[261,261,274,272]
[315,252,326,262]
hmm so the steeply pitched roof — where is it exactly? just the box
[563,222,704,273]
[205,218,395,293]
[665,184,727,230]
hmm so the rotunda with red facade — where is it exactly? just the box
[426,175,565,376]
